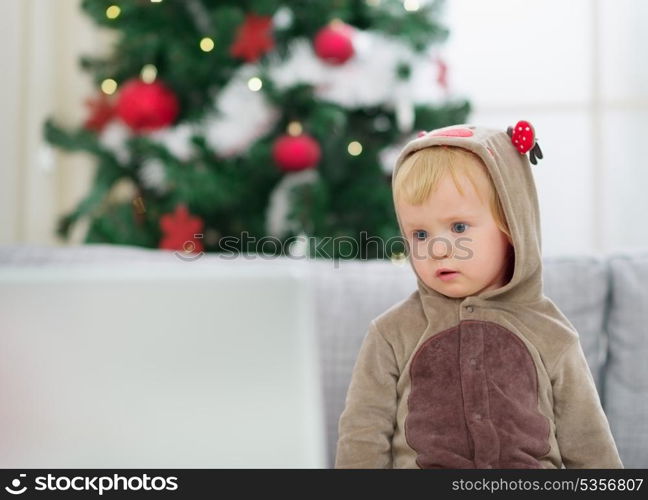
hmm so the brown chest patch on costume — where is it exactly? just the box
[405,320,551,468]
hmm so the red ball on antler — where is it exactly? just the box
[507,120,544,165]
[509,120,535,154]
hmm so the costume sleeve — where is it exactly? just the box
[551,339,623,468]
[335,320,399,468]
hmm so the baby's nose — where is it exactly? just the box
[429,237,453,259]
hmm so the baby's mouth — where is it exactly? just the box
[436,269,460,281]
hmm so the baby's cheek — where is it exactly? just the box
[411,254,431,278]
[409,239,428,261]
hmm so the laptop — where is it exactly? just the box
[0,263,326,468]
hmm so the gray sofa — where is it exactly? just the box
[1,244,646,468]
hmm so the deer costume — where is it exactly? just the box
[335,123,622,469]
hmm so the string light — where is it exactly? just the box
[390,251,407,266]
[348,141,363,156]
[101,79,118,95]
[247,77,263,92]
[200,37,215,52]
[140,64,157,83]
[403,0,421,12]
[287,121,303,136]
[150,0,163,3]
[106,5,121,19]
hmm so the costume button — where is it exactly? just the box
[469,358,477,367]
[484,465,493,469]
[473,412,482,420]
[465,306,474,313]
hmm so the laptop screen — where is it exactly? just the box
[0,264,325,468]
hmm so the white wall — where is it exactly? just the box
[0,0,107,246]
[443,0,648,257]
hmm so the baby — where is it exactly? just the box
[335,123,623,469]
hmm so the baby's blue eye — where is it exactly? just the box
[413,230,428,241]
[452,222,468,233]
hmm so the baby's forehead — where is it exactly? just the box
[434,170,491,202]
[398,191,487,218]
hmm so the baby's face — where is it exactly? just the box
[396,162,513,299]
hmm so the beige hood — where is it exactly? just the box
[391,124,543,305]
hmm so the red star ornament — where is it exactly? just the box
[229,13,275,62]
[159,204,204,253]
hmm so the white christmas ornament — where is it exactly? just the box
[267,30,445,111]
[288,232,310,258]
[266,169,319,238]
[273,6,293,30]
[99,121,131,165]
[204,64,279,157]
[138,158,169,195]
[149,123,195,161]
[394,83,415,133]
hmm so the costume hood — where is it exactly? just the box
[391,124,543,305]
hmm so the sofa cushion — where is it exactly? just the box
[604,252,648,468]
[310,258,416,466]
[542,256,609,392]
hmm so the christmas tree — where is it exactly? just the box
[44,0,470,259]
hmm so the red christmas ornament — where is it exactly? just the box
[230,13,275,62]
[313,22,355,65]
[507,120,544,165]
[115,79,179,133]
[83,93,115,132]
[272,134,321,172]
[159,204,204,253]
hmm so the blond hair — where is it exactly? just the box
[393,146,511,242]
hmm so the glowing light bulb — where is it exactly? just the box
[200,37,215,52]
[403,0,421,12]
[101,79,118,95]
[106,5,121,19]
[140,64,157,83]
[390,252,407,266]
[288,121,303,136]
[248,77,263,92]
[348,141,363,156]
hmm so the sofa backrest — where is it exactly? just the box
[603,253,648,468]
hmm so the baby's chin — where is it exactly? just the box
[435,288,471,299]
[422,280,472,299]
